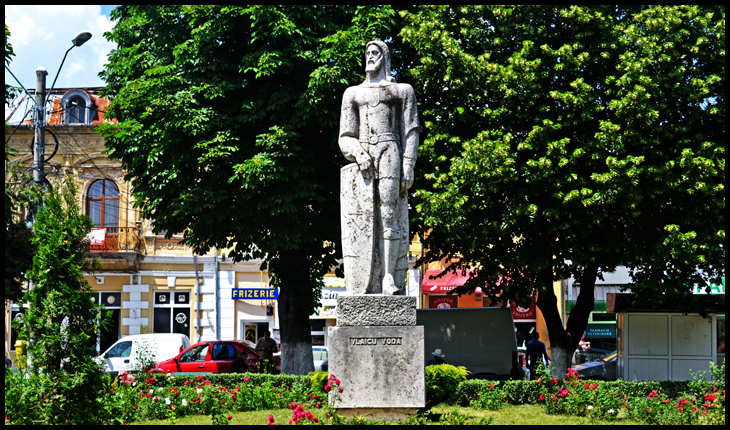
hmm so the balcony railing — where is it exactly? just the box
[88,226,142,253]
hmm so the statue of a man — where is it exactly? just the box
[339,41,419,295]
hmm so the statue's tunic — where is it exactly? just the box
[339,82,419,294]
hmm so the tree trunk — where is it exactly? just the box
[276,250,315,375]
[535,264,598,378]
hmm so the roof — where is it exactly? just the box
[607,293,725,314]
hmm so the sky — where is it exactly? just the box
[5,5,117,123]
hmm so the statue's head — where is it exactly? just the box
[365,40,395,82]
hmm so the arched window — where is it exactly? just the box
[87,179,119,228]
[68,96,87,124]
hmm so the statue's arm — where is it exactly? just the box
[400,84,419,190]
[339,87,372,177]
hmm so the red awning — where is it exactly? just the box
[422,269,483,294]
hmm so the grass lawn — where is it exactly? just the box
[133,403,644,425]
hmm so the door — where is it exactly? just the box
[209,343,236,373]
[105,340,133,372]
[177,343,210,373]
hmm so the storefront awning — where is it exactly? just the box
[421,269,483,295]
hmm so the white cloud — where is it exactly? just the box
[5,5,116,91]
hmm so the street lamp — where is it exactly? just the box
[33,31,92,187]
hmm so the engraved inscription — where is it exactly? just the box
[350,337,403,346]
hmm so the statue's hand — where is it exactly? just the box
[401,165,414,191]
[356,152,373,179]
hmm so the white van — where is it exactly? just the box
[96,333,191,374]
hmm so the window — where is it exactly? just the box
[87,179,119,228]
[180,344,209,362]
[67,96,86,124]
[211,343,235,361]
[153,291,190,337]
[106,341,132,358]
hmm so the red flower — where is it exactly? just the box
[335,379,340,386]
[339,387,344,394]
[489,382,494,390]
[324,384,332,393]
[244,377,249,382]
[228,416,233,420]
[539,394,545,401]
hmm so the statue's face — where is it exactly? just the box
[365,44,383,73]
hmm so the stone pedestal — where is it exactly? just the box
[328,295,425,421]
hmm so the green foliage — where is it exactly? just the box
[5,180,108,425]
[154,372,314,391]
[439,409,471,424]
[471,381,507,410]
[20,179,105,373]
[424,364,470,406]
[307,370,330,395]
[402,5,725,323]
[133,338,158,373]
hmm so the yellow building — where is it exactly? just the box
[5,88,278,364]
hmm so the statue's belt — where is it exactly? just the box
[360,133,400,145]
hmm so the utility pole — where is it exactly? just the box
[33,67,48,186]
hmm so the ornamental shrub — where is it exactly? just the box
[424,364,469,406]
[471,381,507,410]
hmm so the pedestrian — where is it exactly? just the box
[229,348,249,373]
[575,333,591,364]
[426,349,448,366]
[526,331,550,380]
[255,330,278,374]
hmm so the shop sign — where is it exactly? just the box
[511,302,536,320]
[430,295,457,309]
[585,327,615,337]
[692,279,725,295]
[232,288,278,300]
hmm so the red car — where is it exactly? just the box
[149,340,281,374]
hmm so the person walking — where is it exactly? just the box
[526,331,551,380]
[255,330,278,374]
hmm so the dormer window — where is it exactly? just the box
[61,90,93,125]
[68,96,86,124]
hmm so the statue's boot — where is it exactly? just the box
[382,237,400,295]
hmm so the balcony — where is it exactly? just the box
[88,226,142,253]
[86,225,144,272]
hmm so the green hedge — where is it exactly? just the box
[453,379,720,407]
[146,372,314,390]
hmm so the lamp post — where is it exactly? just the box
[33,30,93,187]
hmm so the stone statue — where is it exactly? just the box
[339,41,419,295]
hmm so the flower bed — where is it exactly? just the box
[100,371,328,425]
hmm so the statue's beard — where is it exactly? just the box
[365,59,382,74]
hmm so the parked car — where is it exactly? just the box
[313,346,328,371]
[95,333,191,374]
[320,358,328,372]
[571,351,618,380]
[5,354,12,374]
[149,340,281,374]
[572,347,614,365]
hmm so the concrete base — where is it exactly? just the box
[336,295,417,326]
[328,325,425,410]
[336,407,417,422]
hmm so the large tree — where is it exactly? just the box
[402,5,724,375]
[99,5,412,374]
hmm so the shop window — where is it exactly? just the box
[87,179,119,228]
[153,291,190,337]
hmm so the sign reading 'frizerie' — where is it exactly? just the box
[350,337,403,346]
[231,289,278,300]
